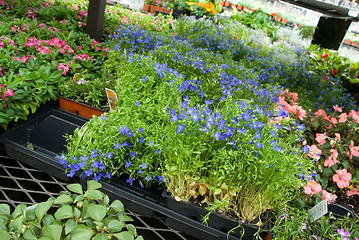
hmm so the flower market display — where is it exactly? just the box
[1,0,359,239]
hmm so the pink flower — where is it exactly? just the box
[329,117,338,126]
[324,149,338,168]
[314,109,327,118]
[348,140,359,159]
[346,187,359,197]
[308,145,321,161]
[338,113,348,123]
[57,63,69,75]
[349,110,359,123]
[303,180,322,195]
[156,0,161,4]
[0,0,5,6]
[4,88,13,96]
[333,105,342,112]
[321,190,336,204]
[315,133,326,146]
[295,106,307,120]
[333,169,352,189]
[103,47,110,52]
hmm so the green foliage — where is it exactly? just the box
[0,181,142,240]
[298,25,315,40]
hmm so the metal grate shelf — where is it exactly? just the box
[0,143,197,240]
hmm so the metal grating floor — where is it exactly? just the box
[0,143,197,240]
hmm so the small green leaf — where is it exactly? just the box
[87,205,107,221]
[294,197,305,209]
[0,204,10,215]
[42,214,55,226]
[0,229,11,240]
[12,203,26,219]
[114,231,135,240]
[322,168,332,177]
[93,233,107,240]
[356,170,359,180]
[9,216,23,234]
[135,236,144,240]
[107,220,124,232]
[73,207,81,219]
[110,200,124,212]
[127,224,137,236]
[103,195,110,205]
[65,219,77,235]
[84,190,104,200]
[87,181,102,191]
[69,225,95,240]
[43,224,62,240]
[25,209,36,221]
[54,195,73,205]
[23,227,38,240]
[342,160,350,169]
[66,184,83,195]
[35,200,53,223]
[54,205,73,220]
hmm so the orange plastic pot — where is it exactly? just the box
[58,96,105,119]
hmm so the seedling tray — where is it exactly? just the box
[0,108,88,182]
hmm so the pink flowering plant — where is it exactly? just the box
[278,90,359,211]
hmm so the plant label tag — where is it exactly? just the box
[309,200,327,222]
[105,88,118,110]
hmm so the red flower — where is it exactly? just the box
[331,68,339,76]
[321,53,329,58]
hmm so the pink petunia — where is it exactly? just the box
[346,187,359,197]
[333,105,342,112]
[303,180,322,195]
[349,110,359,123]
[321,190,336,204]
[329,117,338,126]
[295,106,307,120]
[333,169,352,189]
[308,145,322,161]
[324,149,338,168]
[338,113,348,123]
[315,133,326,146]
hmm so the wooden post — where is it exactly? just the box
[86,0,107,42]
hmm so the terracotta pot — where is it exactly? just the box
[282,18,288,24]
[58,96,105,119]
[143,3,150,12]
[163,8,173,14]
[231,3,236,8]
[274,16,281,21]
[243,6,248,11]
[224,1,230,7]
[237,5,243,10]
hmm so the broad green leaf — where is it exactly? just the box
[294,197,305,209]
[113,231,134,240]
[87,205,107,221]
[12,203,26,219]
[118,214,133,223]
[35,200,53,223]
[103,195,110,205]
[342,160,350,169]
[93,233,107,240]
[73,207,81,219]
[54,205,73,220]
[69,225,95,240]
[107,220,124,232]
[110,200,124,212]
[322,168,332,177]
[66,184,83,195]
[9,216,23,234]
[87,181,102,191]
[356,170,359,180]
[42,214,55,226]
[0,204,10,215]
[43,224,62,240]
[135,236,144,240]
[54,195,73,205]
[25,209,36,221]
[23,228,38,240]
[126,224,137,236]
[38,237,52,240]
[84,190,104,200]
[0,229,11,240]
[65,219,77,235]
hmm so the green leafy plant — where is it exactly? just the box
[0,180,143,240]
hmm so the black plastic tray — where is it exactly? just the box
[0,108,88,182]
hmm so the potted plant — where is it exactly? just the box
[0,180,144,240]
[143,0,151,12]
